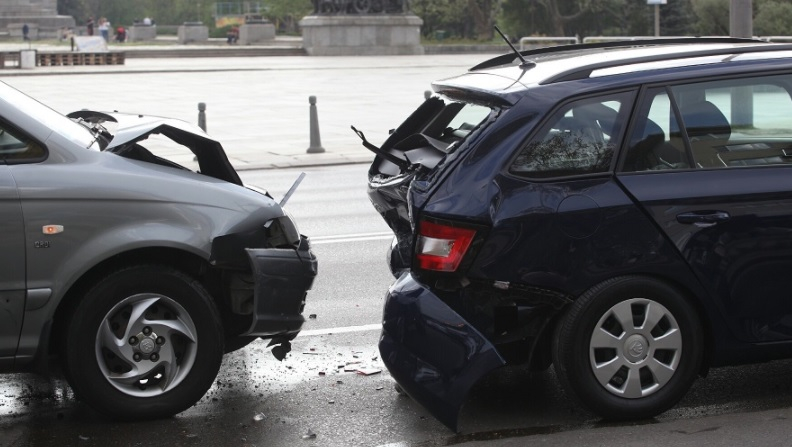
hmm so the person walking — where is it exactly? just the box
[22,23,29,41]
[86,16,95,36]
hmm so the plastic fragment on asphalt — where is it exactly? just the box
[253,413,266,422]
[328,400,335,404]
[376,386,384,390]
[309,314,317,319]
[302,430,317,440]
[318,371,326,376]
[79,435,89,441]
[344,362,360,372]
[356,367,382,376]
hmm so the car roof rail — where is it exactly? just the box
[469,37,769,72]
[542,42,792,84]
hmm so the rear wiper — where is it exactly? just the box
[351,126,410,170]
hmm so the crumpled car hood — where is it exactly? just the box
[68,110,243,186]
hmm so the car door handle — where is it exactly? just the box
[676,211,731,227]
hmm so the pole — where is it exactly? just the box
[654,4,659,37]
[729,0,752,38]
[307,96,325,154]
[730,0,753,129]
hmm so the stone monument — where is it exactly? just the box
[300,0,423,56]
[0,0,75,40]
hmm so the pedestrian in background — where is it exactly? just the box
[86,16,94,36]
[22,23,29,41]
[99,18,111,41]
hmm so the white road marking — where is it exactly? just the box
[297,323,382,337]
[310,232,393,245]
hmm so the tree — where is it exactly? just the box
[690,0,729,35]
[661,0,696,36]
[755,0,792,36]
[500,0,609,37]
[468,0,501,40]
[533,0,600,36]
[411,0,472,39]
[263,0,313,35]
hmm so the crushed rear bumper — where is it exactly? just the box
[379,272,506,432]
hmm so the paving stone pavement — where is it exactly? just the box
[0,38,498,171]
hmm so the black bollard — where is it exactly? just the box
[306,96,325,154]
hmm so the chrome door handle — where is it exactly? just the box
[676,211,731,227]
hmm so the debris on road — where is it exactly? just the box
[253,412,266,422]
[302,429,317,440]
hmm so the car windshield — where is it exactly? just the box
[0,82,98,150]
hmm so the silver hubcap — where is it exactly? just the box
[589,298,682,398]
[95,294,198,397]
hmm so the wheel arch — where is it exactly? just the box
[547,272,715,375]
[48,246,244,364]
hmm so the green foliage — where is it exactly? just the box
[690,0,729,35]
[53,0,792,42]
[755,0,792,36]
[262,0,312,34]
[411,0,472,38]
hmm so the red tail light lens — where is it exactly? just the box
[415,220,476,272]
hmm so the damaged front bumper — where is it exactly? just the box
[243,235,318,337]
[379,272,506,432]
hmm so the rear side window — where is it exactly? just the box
[510,92,633,178]
[0,123,46,164]
[624,74,792,171]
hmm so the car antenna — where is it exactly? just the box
[494,25,534,68]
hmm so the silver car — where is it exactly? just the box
[0,81,317,419]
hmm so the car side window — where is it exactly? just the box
[510,92,632,178]
[0,122,46,164]
[623,88,690,172]
[672,75,792,169]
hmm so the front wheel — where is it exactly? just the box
[63,265,224,419]
[553,276,703,420]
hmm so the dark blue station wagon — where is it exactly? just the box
[362,38,792,431]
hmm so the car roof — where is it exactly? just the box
[432,38,792,104]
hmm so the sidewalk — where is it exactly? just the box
[0,39,490,171]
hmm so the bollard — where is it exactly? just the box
[307,95,325,154]
[197,102,207,132]
[425,90,432,99]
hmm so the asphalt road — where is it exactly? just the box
[4,164,792,447]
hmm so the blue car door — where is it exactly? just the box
[618,77,792,344]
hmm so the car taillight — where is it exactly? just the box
[415,220,476,272]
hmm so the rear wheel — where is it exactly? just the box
[63,265,224,419]
[553,276,703,420]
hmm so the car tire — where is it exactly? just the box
[552,276,703,420]
[62,265,224,420]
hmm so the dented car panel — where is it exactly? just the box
[69,110,243,185]
[243,236,318,337]
[380,272,506,432]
